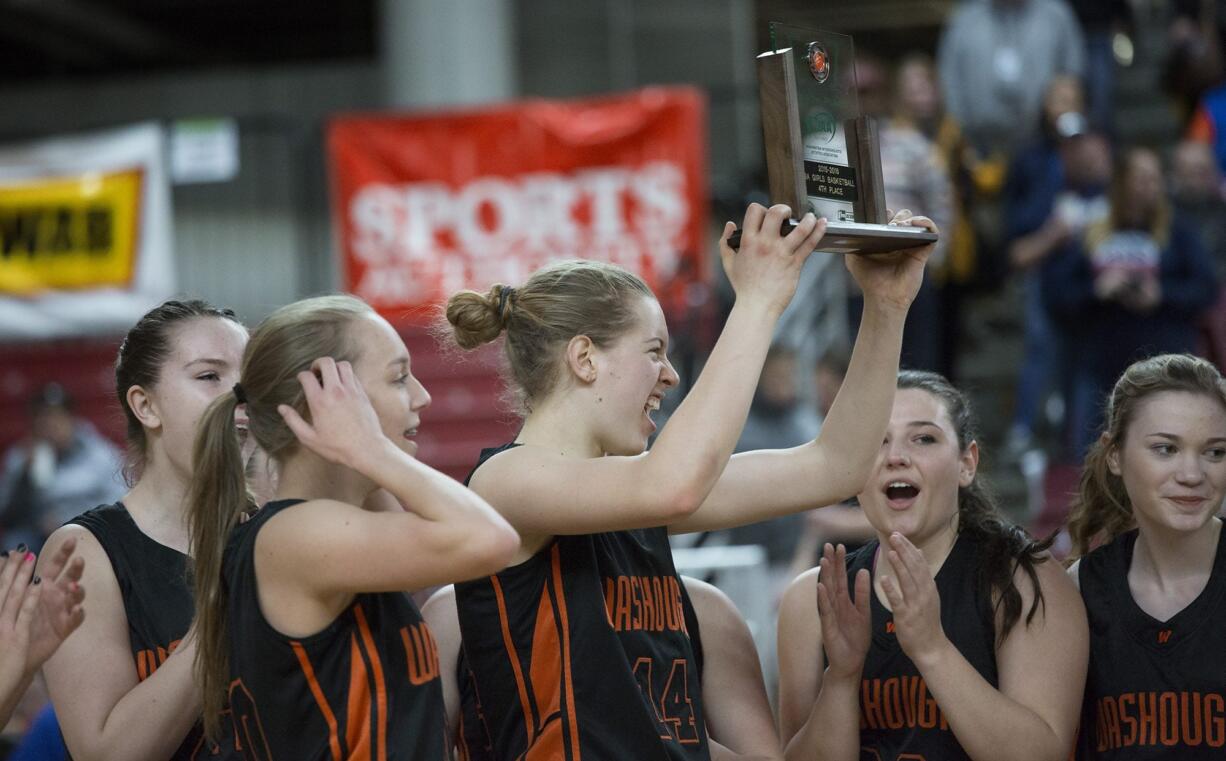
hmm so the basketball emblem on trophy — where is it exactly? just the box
[807,41,830,83]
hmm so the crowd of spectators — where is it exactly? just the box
[887,0,1224,502]
[708,0,1226,583]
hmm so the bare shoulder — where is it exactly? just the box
[421,586,461,657]
[421,585,458,627]
[258,498,363,538]
[463,441,532,490]
[680,577,745,637]
[467,444,647,495]
[44,523,118,593]
[42,524,130,673]
[466,444,557,495]
[1010,554,1085,626]
[680,576,731,610]
[780,567,820,615]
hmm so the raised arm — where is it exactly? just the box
[471,205,827,537]
[671,214,935,535]
[43,526,202,761]
[778,545,871,761]
[681,577,779,761]
[879,534,1087,761]
[259,358,520,609]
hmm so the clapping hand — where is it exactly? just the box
[816,543,872,680]
[29,538,86,670]
[879,532,949,668]
[0,539,85,701]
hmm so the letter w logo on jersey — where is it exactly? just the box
[134,638,183,681]
[401,621,441,685]
[1157,629,1173,644]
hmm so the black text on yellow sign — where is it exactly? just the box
[0,168,144,294]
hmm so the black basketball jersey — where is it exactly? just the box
[454,578,707,761]
[837,533,998,761]
[222,499,449,761]
[1076,528,1226,759]
[454,444,710,761]
[69,503,243,761]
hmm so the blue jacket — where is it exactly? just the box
[1042,217,1219,383]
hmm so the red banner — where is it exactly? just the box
[328,87,708,322]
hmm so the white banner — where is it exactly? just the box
[0,123,174,339]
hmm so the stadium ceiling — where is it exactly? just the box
[0,0,376,83]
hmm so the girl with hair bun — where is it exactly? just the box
[443,203,936,759]
[186,294,518,759]
[777,370,1087,761]
[43,299,251,760]
[1067,353,1226,759]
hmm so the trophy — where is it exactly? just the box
[730,23,937,254]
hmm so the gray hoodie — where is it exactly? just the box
[938,0,1086,153]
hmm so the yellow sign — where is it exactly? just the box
[0,168,143,294]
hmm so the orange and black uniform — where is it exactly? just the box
[454,581,706,761]
[455,444,710,761]
[68,503,242,760]
[838,533,996,761]
[1076,528,1226,759]
[222,499,448,761]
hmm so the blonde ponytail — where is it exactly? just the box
[187,391,252,741]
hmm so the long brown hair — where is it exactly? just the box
[898,371,1054,644]
[1066,354,1226,560]
[188,295,374,740]
[442,259,653,413]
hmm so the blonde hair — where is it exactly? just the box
[188,294,375,740]
[444,260,653,412]
[1067,354,1226,560]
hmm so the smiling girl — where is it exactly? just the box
[42,300,250,761]
[1067,354,1226,760]
[186,295,519,759]
[777,370,1088,761]
[441,203,935,760]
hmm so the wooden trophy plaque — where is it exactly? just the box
[729,24,937,255]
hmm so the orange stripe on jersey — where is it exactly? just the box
[346,634,372,760]
[492,574,537,743]
[526,578,565,760]
[353,603,389,761]
[291,640,343,761]
[550,543,582,761]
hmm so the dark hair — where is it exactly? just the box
[29,382,73,414]
[189,295,374,741]
[898,370,1054,644]
[1067,354,1226,559]
[115,299,240,485]
[443,260,654,413]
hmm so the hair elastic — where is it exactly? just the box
[497,286,516,319]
